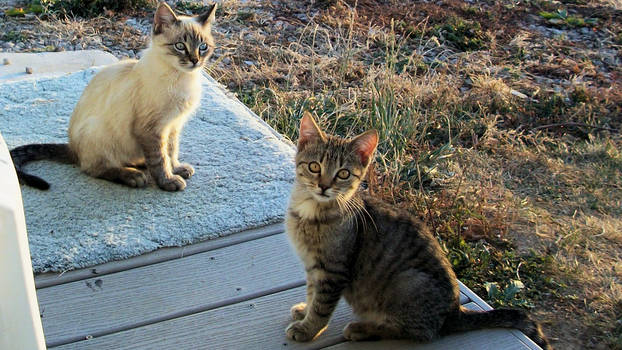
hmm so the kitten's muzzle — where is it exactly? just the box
[318,183,330,195]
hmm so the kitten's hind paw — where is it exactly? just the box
[115,167,148,188]
[173,163,194,179]
[343,322,382,341]
[290,303,307,320]
[157,175,186,191]
[286,321,316,342]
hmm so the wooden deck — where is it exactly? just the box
[34,224,542,350]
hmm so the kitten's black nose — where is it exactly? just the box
[190,57,198,65]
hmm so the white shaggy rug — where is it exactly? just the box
[0,68,295,273]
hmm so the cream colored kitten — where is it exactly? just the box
[11,2,216,191]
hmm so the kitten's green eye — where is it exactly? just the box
[174,42,185,51]
[337,169,350,179]
[308,162,321,173]
[199,43,208,51]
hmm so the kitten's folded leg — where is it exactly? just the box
[343,321,404,341]
[97,167,148,188]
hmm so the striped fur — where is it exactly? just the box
[285,112,552,349]
[9,2,216,191]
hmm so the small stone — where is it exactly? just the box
[3,58,9,65]
[25,67,33,74]
[510,89,528,99]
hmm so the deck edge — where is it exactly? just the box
[36,222,285,289]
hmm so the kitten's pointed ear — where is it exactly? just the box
[197,3,217,27]
[153,2,178,35]
[351,130,378,166]
[298,111,325,151]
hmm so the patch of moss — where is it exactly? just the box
[539,9,597,28]
[435,16,488,51]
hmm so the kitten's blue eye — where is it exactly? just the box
[199,43,208,51]
[174,42,185,51]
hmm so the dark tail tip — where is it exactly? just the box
[17,171,50,190]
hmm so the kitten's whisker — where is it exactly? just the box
[352,196,377,233]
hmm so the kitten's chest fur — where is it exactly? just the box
[137,66,201,125]
[286,196,351,268]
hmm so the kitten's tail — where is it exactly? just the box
[441,307,552,350]
[10,144,76,190]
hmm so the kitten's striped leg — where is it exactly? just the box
[290,276,314,321]
[167,128,194,179]
[138,132,186,191]
[286,272,346,342]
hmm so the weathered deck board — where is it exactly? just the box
[37,225,539,350]
[38,233,305,347]
[53,286,352,350]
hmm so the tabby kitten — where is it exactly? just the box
[285,112,551,349]
[10,2,216,191]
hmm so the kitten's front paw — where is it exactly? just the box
[173,163,194,179]
[290,303,307,321]
[286,321,315,342]
[157,175,186,191]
